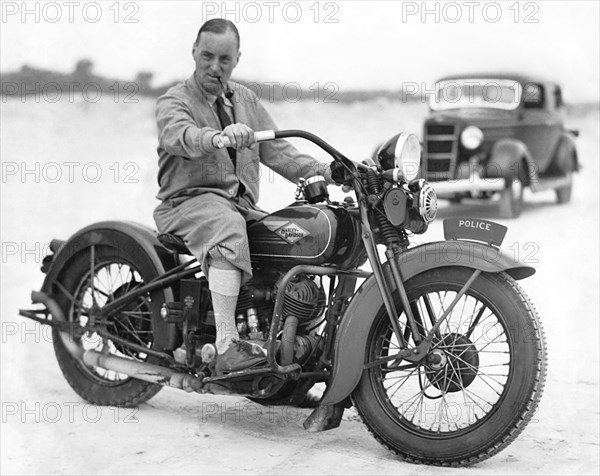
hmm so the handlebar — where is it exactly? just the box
[214,128,381,196]
[214,129,367,177]
[214,130,276,149]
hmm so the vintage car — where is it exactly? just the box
[420,74,579,218]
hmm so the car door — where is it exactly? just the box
[515,83,562,173]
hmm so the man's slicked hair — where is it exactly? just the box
[195,18,240,49]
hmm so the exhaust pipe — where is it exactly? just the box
[280,315,298,366]
[83,350,204,393]
[31,291,84,359]
[31,291,205,393]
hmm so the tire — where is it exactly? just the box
[555,172,573,204]
[498,178,524,218]
[52,246,166,407]
[555,151,575,204]
[352,267,547,466]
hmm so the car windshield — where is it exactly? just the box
[430,79,523,111]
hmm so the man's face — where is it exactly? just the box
[192,30,240,95]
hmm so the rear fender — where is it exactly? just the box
[41,221,178,350]
[320,240,535,406]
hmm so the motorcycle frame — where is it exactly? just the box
[20,130,529,391]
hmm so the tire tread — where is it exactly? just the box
[353,270,547,466]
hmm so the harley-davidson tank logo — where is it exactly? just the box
[276,223,309,244]
[263,220,289,233]
[263,220,310,244]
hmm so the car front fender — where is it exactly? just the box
[320,240,534,406]
[551,132,579,174]
[484,138,537,184]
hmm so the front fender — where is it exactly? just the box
[485,138,536,184]
[320,240,534,406]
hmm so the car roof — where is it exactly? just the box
[435,73,560,88]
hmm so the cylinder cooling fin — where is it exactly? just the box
[282,275,326,324]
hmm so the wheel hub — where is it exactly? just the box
[425,333,479,393]
[425,349,447,370]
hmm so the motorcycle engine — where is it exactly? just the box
[235,272,326,336]
[169,272,326,367]
[279,274,326,326]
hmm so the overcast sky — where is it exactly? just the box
[2,1,599,101]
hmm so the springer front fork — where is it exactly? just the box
[357,194,481,363]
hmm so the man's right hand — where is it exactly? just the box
[220,123,256,150]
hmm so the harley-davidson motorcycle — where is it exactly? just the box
[20,129,547,466]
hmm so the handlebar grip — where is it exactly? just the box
[214,130,276,149]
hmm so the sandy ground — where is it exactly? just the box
[1,97,598,475]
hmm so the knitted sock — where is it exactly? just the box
[208,266,241,354]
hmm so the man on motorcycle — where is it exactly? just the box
[153,19,335,374]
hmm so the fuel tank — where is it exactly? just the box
[248,203,366,269]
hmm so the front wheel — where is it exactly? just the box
[555,172,573,204]
[352,267,547,466]
[498,178,524,218]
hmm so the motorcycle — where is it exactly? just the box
[20,129,547,466]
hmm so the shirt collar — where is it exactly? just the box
[189,74,233,107]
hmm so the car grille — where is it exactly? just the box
[423,123,458,181]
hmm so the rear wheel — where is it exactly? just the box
[352,267,547,466]
[53,246,166,406]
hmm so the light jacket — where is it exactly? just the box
[155,75,332,205]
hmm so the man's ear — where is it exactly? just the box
[234,50,241,67]
[192,42,197,57]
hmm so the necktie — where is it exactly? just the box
[215,96,236,164]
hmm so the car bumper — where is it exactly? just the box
[428,173,506,197]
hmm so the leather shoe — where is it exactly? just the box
[215,340,267,375]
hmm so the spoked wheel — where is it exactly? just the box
[53,246,166,406]
[352,267,547,466]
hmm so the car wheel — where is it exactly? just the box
[556,153,575,204]
[498,178,523,218]
[555,172,573,204]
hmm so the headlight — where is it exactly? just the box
[376,132,421,181]
[460,126,484,150]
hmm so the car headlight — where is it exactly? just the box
[376,132,421,181]
[460,126,484,150]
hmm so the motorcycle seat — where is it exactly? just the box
[157,233,192,255]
